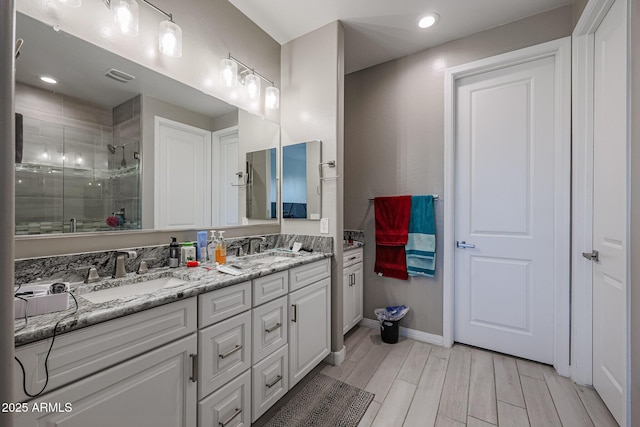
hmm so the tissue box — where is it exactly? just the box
[14,283,70,319]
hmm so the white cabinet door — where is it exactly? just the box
[351,262,363,328]
[15,335,197,427]
[288,277,330,388]
[343,265,352,334]
[343,262,363,334]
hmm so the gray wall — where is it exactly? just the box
[344,5,573,336]
[630,0,639,424]
[281,21,345,353]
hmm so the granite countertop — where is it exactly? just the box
[15,251,331,347]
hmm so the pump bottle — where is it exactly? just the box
[215,231,227,265]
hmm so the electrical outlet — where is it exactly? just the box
[320,218,329,234]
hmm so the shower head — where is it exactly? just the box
[107,144,117,154]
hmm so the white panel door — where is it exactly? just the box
[454,53,562,364]
[592,0,627,423]
[219,132,240,225]
[155,117,211,229]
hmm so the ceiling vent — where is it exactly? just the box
[105,68,135,83]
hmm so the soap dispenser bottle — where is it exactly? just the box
[169,237,180,268]
[216,231,227,265]
[207,230,217,263]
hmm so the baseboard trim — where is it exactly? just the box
[323,345,346,366]
[359,318,444,347]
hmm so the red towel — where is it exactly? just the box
[374,196,411,280]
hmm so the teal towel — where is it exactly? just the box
[406,195,436,277]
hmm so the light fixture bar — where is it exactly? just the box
[104,0,175,22]
[140,0,172,21]
[228,54,275,87]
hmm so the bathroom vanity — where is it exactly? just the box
[13,252,331,426]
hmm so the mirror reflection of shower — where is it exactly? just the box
[107,143,127,168]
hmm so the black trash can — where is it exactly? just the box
[380,320,399,344]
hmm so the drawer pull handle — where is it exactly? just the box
[348,256,357,261]
[266,375,282,389]
[189,353,198,383]
[219,408,241,427]
[292,304,297,322]
[219,345,242,359]
[265,322,282,333]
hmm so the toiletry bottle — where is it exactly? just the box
[216,231,227,265]
[169,237,180,268]
[207,230,217,263]
[181,242,196,266]
[197,231,208,262]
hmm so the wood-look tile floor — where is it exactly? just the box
[321,326,619,427]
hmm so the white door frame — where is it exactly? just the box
[572,0,630,407]
[211,126,239,226]
[443,38,572,376]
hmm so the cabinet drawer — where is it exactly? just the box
[343,247,363,267]
[14,297,196,402]
[252,344,288,422]
[198,311,251,398]
[253,270,288,306]
[198,281,251,328]
[289,258,331,292]
[198,369,251,427]
[252,296,288,364]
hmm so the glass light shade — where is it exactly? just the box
[112,0,139,37]
[56,0,82,7]
[245,74,260,101]
[265,86,280,109]
[159,20,182,58]
[220,58,237,87]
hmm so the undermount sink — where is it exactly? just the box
[236,251,299,265]
[251,255,296,264]
[80,276,187,304]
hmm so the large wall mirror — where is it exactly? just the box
[282,140,321,220]
[14,12,279,236]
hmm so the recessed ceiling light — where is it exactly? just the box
[40,76,57,84]
[418,13,440,29]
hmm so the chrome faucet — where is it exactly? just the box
[113,250,137,278]
[248,236,267,255]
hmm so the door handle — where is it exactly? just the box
[456,241,476,249]
[582,250,599,262]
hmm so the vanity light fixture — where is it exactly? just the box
[418,13,440,29]
[220,54,280,110]
[56,0,82,7]
[111,0,139,36]
[75,153,84,166]
[106,0,182,58]
[220,58,238,87]
[245,73,260,101]
[265,86,280,110]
